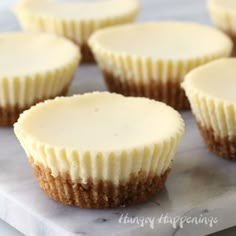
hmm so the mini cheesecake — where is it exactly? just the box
[89,21,232,110]
[209,0,236,55]
[15,0,140,63]
[0,32,80,126]
[183,58,236,160]
[14,92,184,208]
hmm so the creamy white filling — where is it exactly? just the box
[183,58,236,137]
[0,32,79,107]
[14,92,184,182]
[0,32,79,77]
[90,22,232,59]
[17,0,139,20]
[184,58,236,102]
[18,92,182,150]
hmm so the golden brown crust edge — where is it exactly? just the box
[0,85,69,126]
[103,71,190,110]
[219,31,236,56]
[80,44,95,63]
[197,122,236,160]
[29,157,170,208]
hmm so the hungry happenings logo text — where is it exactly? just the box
[118,213,218,229]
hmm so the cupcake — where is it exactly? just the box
[182,58,236,160]
[0,32,80,126]
[14,0,140,63]
[89,21,233,110]
[208,0,236,55]
[14,92,184,208]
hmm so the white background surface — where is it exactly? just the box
[1,0,236,235]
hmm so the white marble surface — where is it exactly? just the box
[1,0,236,236]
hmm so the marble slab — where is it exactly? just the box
[1,65,236,236]
[1,0,236,236]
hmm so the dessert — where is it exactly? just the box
[15,0,140,63]
[182,58,236,160]
[89,21,232,110]
[209,0,236,55]
[14,92,184,208]
[0,32,80,126]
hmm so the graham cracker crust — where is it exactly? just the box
[80,43,95,63]
[222,31,236,56]
[197,122,236,160]
[29,157,170,208]
[103,71,190,110]
[231,37,236,57]
[0,86,69,126]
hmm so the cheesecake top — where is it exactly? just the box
[183,58,236,102]
[0,32,79,77]
[15,92,184,151]
[89,22,232,60]
[16,0,140,20]
[209,0,236,10]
